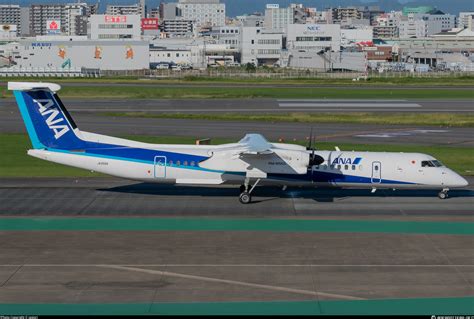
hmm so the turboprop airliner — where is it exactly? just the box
[9,82,468,204]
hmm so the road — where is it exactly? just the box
[1,100,473,146]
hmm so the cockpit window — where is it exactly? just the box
[432,160,444,167]
[422,160,444,168]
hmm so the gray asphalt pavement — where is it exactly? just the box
[0,177,473,304]
[2,97,473,113]
[1,101,473,146]
[1,177,473,218]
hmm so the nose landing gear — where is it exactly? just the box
[438,189,449,199]
[239,178,261,204]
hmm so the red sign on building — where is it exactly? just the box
[105,15,127,23]
[141,18,159,30]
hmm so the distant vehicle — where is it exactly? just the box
[8,82,469,203]
[170,64,182,71]
[153,62,170,70]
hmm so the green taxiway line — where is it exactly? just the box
[1,297,473,315]
[0,218,473,235]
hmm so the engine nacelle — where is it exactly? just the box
[199,149,310,175]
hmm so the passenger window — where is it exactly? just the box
[374,165,379,171]
[352,165,356,170]
[184,161,188,166]
[344,165,348,170]
[191,161,195,167]
[337,165,342,170]
[330,165,335,170]
[176,161,181,166]
[169,160,173,166]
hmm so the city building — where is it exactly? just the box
[160,19,194,37]
[240,26,284,65]
[264,3,306,31]
[341,26,373,47]
[29,3,95,36]
[236,14,264,27]
[106,3,145,18]
[212,26,240,49]
[399,13,456,38]
[373,12,401,39]
[12,38,149,70]
[88,15,142,40]
[177,0,225,28]
[402,6,436,16]
[330,7,362,24]
[459,12,474,30]
[0,5,21,35]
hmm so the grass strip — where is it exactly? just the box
[106,112,474,127]
[2,85,473,99]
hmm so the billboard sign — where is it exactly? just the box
[105,15,127,23]
[46,19,61,35]
[266,4,280,9]
[141,18,159,30]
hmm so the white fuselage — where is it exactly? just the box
[27,131,468,190]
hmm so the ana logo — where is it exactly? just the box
[332,157,362,165]
[35,99,70,139]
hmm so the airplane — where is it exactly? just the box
[8,82,469,204]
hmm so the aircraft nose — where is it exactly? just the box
[451,174,469,188]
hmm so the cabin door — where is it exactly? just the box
[371,161,382,184]
[154,156,167,178]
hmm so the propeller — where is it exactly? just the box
[306,127,324,166]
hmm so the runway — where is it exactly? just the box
[1,101,473,146]
[1,177,473,218]
[0,177,473,311]
[1,97,473,113]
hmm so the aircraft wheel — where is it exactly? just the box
[438,191,448,200]
[239,192,252,204]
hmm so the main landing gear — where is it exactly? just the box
[239,178,261,204]
[438,188,449,200]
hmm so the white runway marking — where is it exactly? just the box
[1,264,472,267]
[356,129,450,138]
[101,265,364,300]
[279,103,422,108]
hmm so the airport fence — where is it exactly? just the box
[104,68,474,80]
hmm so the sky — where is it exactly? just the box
[1,0,473,16]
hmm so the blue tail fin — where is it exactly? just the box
[10,82,85,150]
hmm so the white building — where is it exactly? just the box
[399,13,457,38]
[106,4,145,18]
[177,0,225,28]
[241,26,283,66]
[65,3,89,36]
[160,20,194,38]
[212,26,240,49]
[459,12,474,30]
[88,15,142,40]
[287,24,341,52]
[341,27,373,47]
[373,12,402,39]
[11,39,149,71]
[264,3,306,31]
[0,5,21,35]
